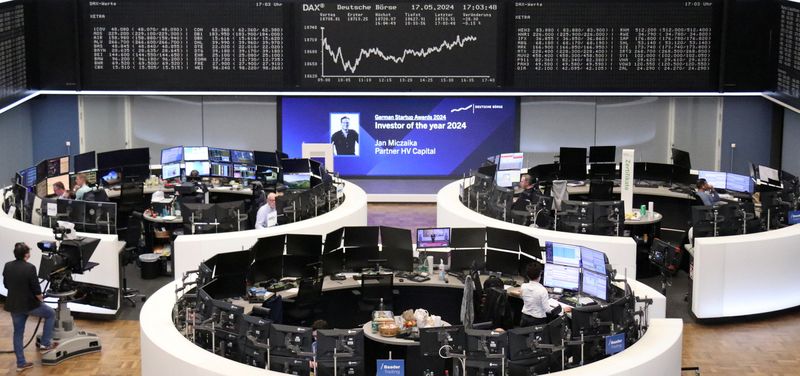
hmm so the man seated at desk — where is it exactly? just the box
[52,181,71,200]
[511,174,537,211]
[695,178,720,206]
[255,192,278,229]
[73,173,92,200]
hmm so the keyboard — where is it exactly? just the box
[266,281,296,292]
[558,295,597,306]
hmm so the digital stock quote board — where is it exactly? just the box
[512,0,722,91]
[0,2,27,107]
[79,0,287,90]
[773,1,800,109]
[298,2,501,89]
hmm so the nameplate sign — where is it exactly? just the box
[789,210,800,225]
[621,149,635,214]
[605,332,626,355]
[377,359,404,376]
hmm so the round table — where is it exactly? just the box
[361,320,452,346]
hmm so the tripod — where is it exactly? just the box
[38,290,102,365]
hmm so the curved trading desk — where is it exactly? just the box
[692,223,800,319]
[437,180,640,278]
[0,206,124,316]
[141,276,672,376]
[172,181,368,282]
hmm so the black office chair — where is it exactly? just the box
[118,182,146,229]
[284,277,323,326]
[119,212,147,307]
[589,180,614,201]
[356,273,395,317]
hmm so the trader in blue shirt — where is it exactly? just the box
[695,178,720,206]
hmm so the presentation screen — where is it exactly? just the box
[281,97,518,177]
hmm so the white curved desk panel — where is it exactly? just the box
[172,181,368,282]
[0,207,124,315]
[692,224,800,318]
[437,180,639,278]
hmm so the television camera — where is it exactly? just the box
[35,223,103,365]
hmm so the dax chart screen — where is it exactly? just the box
[299,2,500,89]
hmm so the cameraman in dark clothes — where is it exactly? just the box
[3,242,56,372]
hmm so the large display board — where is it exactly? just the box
[298,2,500,89]
[774,1,800,109]
[79,0,287,90]
[512,0,721,91]
[281,97,518,177]
[0,2,27,107]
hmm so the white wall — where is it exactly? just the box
[783,110,800,176]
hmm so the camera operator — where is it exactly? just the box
[3,242,56,372]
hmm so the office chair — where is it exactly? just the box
[283,277,323,326]
[550,180,569,211]
[589,180,614,201]
[118,182,146,229]
[120,212,147,307]
[356,273,395,318]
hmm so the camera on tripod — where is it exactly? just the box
[37,223,100,293]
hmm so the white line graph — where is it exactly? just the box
[450,104,474,113]
[320,27,490,78]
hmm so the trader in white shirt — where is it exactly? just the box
[520,262,555,326]
[73,174,92,200]
[255,192,278,229]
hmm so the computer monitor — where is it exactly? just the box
[315,328,364,360]
[465,329,508,358]
[183,146,209,161]
[726,173,753,193]
[36,160,48,183]
[285,234,322,257]
[420,326,466,357]
[581,270,608,301]
[672,148,691,169]
[379,226,412,251]
[35,179,47,197]
[672,166,693,185]
[231,150,255,164]
[324,228,344,253]
[216,201,247,232]
[381,246,413,271]
[283,173,311,190]
[269,356,312,374]
[559,163,587,181]
[450,248,485,272]
[19,166,36,187]
[477,163,497,180]
[544,241,581,267]
[282,255,319,278]
[254,151,280,167]
[507,316,564,361]
[211,299,245,333]
[592,200,624,237]
[208,147,231,162]
[210,162,232,177]
[559,200,593,219]
[542,263,580,291]
[757,165,780,183]
[343,226,379,247]
[344,246,379,271]
[644,163,673,183]
[485,250,520,276]
[519,233,541,261]
[451,227,486,249]
[249,257,283,283]
[281,158,311,174]
[570,303,613,336]
[559,147,587,166]
[46,174,70,196]
[269,324,314,357]
[416,227,450,248]
[74,151,96,172]
[495,170,521,188]
[486,227,519,252]
[97,148,149,169]
[70,170,97,187]
[210,250,253,278]
[161,146,183,165]
[321,249,344,275]
[529,163,558,182]
[256,166,278,182]
[232,164,256,180]
[185,161,211,176]
[161,162,181,180]
[698,170,726,189]
[580,247,607,275]
[42,156,69,178]
[251,234,286,261]
[239,314,271,344]
[497,152,524,171]
[589,146,616,163]
[588,163,617,181]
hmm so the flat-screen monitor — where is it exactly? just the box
[315,329,364,360]
[580,247,607,275]
[343,226,379,247]
[185,161,211,176]
[495,170,521,188]
[542,263,580,291]
[726,173,753,193]
[285,234,322,257]
[545,242,581,268]
[672,166,693,185]
[283,173,311,190]
[497,153,524,171]
[420,326,466,357]
[281,158,311,174]
[19,166,36,187]
[698,170,726,189]
[74,151,96,172]
[486,227,519,252]
[211,162,233,177]
[97,148,149,169]
[581,270,608,301]
[269,324,313,357]
[672,148,691,169]
[257,166,279,182]
[324,228,344,253]
[254,151,280,167]
[559,147,587,166]
[36,179,47,197]
[36,160,48,183]
[450,248,485,272]
[485,250,519,276]
[209,147,231,163]
[233,164,256,180]
[211,250,253,277]
[161,146,183,165]
[381,246,413,271]
[46,174,70,196]
[465,329,508,357]
[344,246,379,271]
[588,163,617,180]
[379,226,413,251]
[507,317,563,361]
[644,163,673,183]
[757,165,780,182]
[519,233,541,260]
[99,169,122,186]
[183,146,210,161]
[450,227,486,248]
[162,162,182,180]
[231,150,255,164]
[589,146,615,163]
[46,156,70,178]
[560,163,587,181]
[416,227,450,248]
[251,234,286,261]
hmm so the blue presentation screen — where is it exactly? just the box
[281,97,518,177]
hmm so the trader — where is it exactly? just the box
[331,116,359,155]
[519,262,556,326]
[3,243,56,372]
[255,192,278,229]
[73,173,92,200]
[695,178,720,206]
[512,174,537,211]
[52,181,70,199]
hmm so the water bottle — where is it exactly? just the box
[439,260,446,281]
[378,297,385,311]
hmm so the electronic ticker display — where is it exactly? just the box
[774,1,800,109]
[0,2,27,108]
[79,0,287,90]
[512,0,721,91]
[299,2,500,89]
